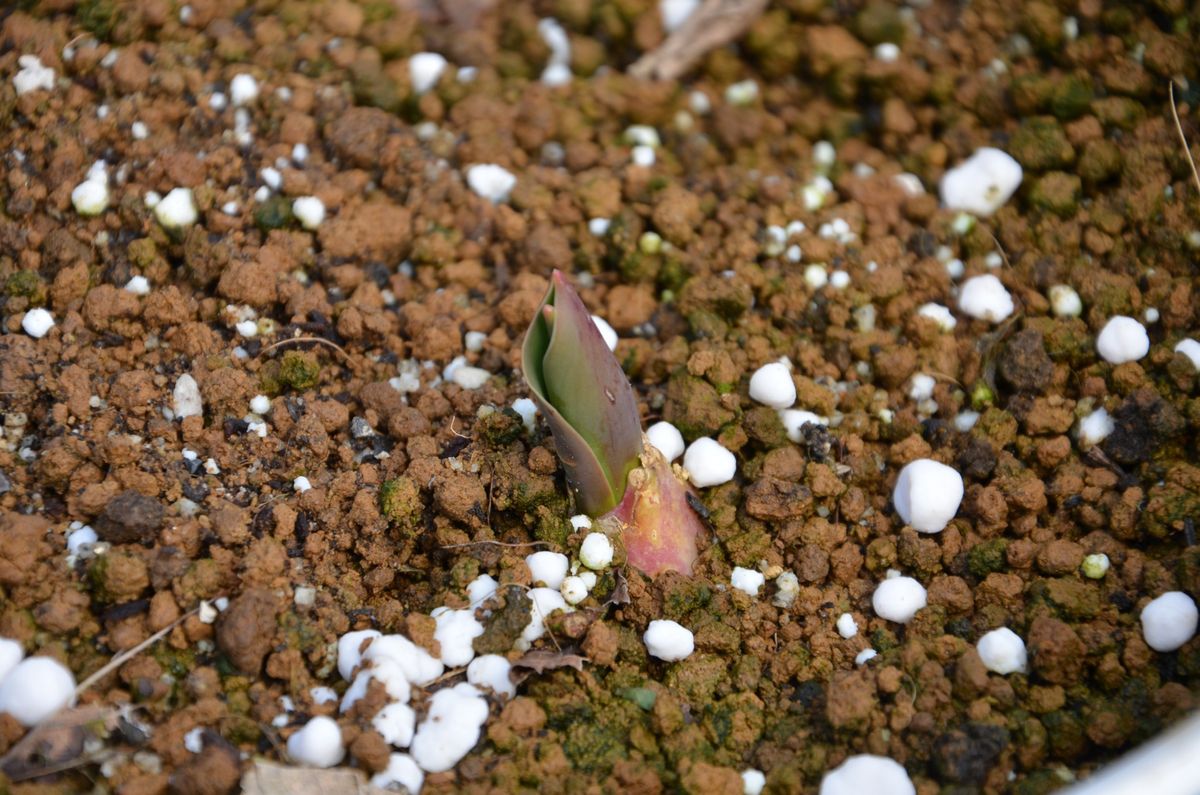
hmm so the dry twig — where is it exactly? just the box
[75,607,198,696]
[256,335,351,363]
[629,0,768,81]
[1169,81,1200,198]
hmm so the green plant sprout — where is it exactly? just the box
[522,270,704,576]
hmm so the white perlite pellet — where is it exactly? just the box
[1049,284,1082,317]
[643,619,694,661]
[561,576,589,605]
[72,161,109,216]
[409,52,447,94]
[579,533,614,570]
[432,607,484,667]
[371,754,423,793]
[292,196,325,230]
[466,164,517,203]
[1175,338,1200,369]
[155,187,198,229]
[1140,592,1198,652]
[731,567,765,597]
[13,55,55,95]
[1096,315,1149,364]
[1078,408,1114,447]
[466,654,515,698]
[660,0,699,32]
[229,73,259,106]
[836,613,858,639]
[939,147,1022,217]
[591,315,618,351]
[646,421,685,462]
[683,437,737,487]
[780,409,826,443]
[0,655,76,726]
[872,576,927,623]
[286,716,344,768]
[958,274,1014,322]
[820,754,915,795]
[21,308,55,339]
[749,361,796,409]
[892,459,963,534]
[917,302,957,332]
[125,275,151,295]
[410,683,489,773]
[172,374,203,418]
[525,551,569,589]
[976,627,1027,674]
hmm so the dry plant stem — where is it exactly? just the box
[257,335,352,363]
[629,0,769,80]
[75,607,198,696]
[1169,81,1200,198]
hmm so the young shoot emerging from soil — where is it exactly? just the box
[522,270,706,576]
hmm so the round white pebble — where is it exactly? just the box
[872,577,927,624]
[591,315,618,351]
[286,716,344,768]
[525,551,569,589]
[892,459,963,534]
[976,627,1027,674]
[1175,338,1200,369]
[1096,315,1150,364]
[742,768,766,795]
[0,657,76,726]
[561,576,589,605]
[0,639,25,684]
[250,394,271,415]
[21,308,55,338]
[1140,591,1198,652]
[71,178,108,216]
[731,567,765,597]
[820,754,915,795]
[580,532,614,570]
[230,73,259,106]
[293,476,312,493]
[1049,284,1083,317]
[749,362,796,409]
[644,619,694,661]
[646,421,685,463]
[292,196,325,230]
[683,437,736,488]
[958,274,1014,322]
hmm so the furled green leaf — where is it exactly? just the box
[522,271,643,515]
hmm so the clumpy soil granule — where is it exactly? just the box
[0,0,1198,792]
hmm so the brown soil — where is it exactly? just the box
[0,0,1198,793]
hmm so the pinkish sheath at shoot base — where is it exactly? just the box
[521,270,704,577]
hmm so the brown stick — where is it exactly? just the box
[1169,81,1200,199]
[629,0,768,81]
